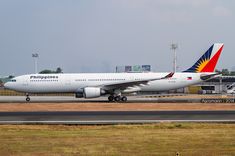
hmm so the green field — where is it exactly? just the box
[0,89,73,96]
[0,123,235,156]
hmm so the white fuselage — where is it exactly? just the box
[4,72,203,94]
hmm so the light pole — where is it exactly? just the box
[32,53,39,73]
[170,43,178,72]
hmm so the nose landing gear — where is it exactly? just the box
[25,93,30,102]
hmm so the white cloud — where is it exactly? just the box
[111,0,211,9]
[156,0,211,7]
[212,6,232,17]
[187,0,211,7]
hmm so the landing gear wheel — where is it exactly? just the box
[121,96,127,102]
[26,97,30,102]
[108,95,114,102]
[114,96,121,102]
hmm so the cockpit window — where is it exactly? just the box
[11,79,16,82]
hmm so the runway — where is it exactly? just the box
[1,95,234,103]
[0,111,235,124]
[0,95,192,103]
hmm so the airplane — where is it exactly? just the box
[4,43,224,102]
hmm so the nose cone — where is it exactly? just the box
[3,82,10,89]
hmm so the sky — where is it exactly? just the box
[0,0,235,76]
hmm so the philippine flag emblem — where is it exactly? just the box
[187,77,192,80]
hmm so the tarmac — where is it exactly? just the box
[0,95,235,124]
[0,111,235,125]
[0,94,232,103]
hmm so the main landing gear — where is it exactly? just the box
[26,93,30,102]
[108,95,127,102]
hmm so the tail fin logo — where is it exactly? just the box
[184,43,224,73]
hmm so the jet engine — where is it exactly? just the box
[83,87,105,98]
[75,87,106,98]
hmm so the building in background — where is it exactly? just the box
[116,65,151,73]
[173,76,235,94]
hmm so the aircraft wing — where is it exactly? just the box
[100,72,174,91]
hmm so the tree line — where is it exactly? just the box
[39,67,63,74]
[215,69,235,76]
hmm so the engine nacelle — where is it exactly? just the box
[83,87,102,98]
[75,88,84,98]
[75,92,83,98]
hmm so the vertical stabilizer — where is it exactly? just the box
[184,43,224,73]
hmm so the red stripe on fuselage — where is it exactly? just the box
[201,45,223,72]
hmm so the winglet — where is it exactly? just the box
[162,72,174,79]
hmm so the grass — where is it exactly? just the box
[0,123,235,156]
[0,89,24,96]
[0,89,73,96]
